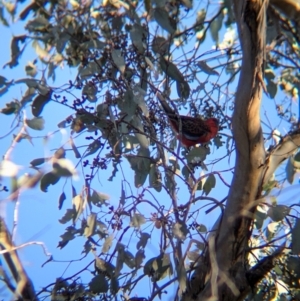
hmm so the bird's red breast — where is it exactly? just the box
[157,94,219,147]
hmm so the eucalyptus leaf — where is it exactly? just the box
[72,194,84,223]
[53,158,77,177]
[291,218,300,254]
[25,117,45,130]
[159,57,184,82]
[84,213,97,237]
[40,171,60,192]
[0,101,20,115]
[154,7,176,34]
[197,61,219,75]
[89,190,110,206]
[130,213,146,228]
[210,10,224,43]
[203,174,216,195]
[84,140,101,158]
[89,274,109,293]
[136,232,151,249]
[172,221,189,240]
[267,205,290,222]
[112,49,125,74]
[32,90,52,117]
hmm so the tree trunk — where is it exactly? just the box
[185,1,270,300]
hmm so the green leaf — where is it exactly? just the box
[149,164,162,192]
[186,146,209,163]
[266,80,277,99]
[266,222,279,241]
[197,61,219,75]
[89,190,110,206]
[71,185,77,198]
[172,221,189,240]
[57,226,77,249]
[144,253,173,281]
[32,90,52,117]
[40,171,60,192]
[0,101,20,115]
[267,205,290,222]
[144,0,151,13]
[203,174,216,195]
[25,62,37,77]
[32,40,49,59]
[254,208,267,230]
[70,138,81,158]
[292,152,300,170]
[25,117,45,130]
[53,158,77,177]
[89,274,109,293]
[213,135,223,148]
[152,36,170,55]
[25,16,50,31]
[84,140,101,158]
[287,256,300,282]
[210,10,224,43]
[0,75,8,88]
[154,7,176,34]
[20,87,36,106]
[265,69,276,81]
[79,61,102,79]
[117,89,137,118]
[136,232,150,249]
[123,135,139,151]
[5,35,27,68]
[81,39,106,50]
[84,213,97,237]
[131,116,150,149]
[124,250,135,269]
[102,235,114,253]
[126,148,151,188]
[0,6,9,26]
[196,224,207,233]
[135,249,145,267]
[96,103,109,119]
[159,57,184,82]
[286,157,296,184]
[292,218,300,254]
[176,80,190,99]
[72,194,84,223]
[95,257,115,278]
[112,48,125,74]
[30,158,47,166]
[58,192,66,210]
[59,209,75,224]
[82,83,97,102]
[112,15,124,31]
[130,24,146,53]
[130,213,146,228]
[71,116,86,133]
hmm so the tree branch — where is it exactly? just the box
[0,217,37,301]
[263,128,300,185]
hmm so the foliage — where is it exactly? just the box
[0,0,300,301]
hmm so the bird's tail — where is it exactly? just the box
[156,93,175,116]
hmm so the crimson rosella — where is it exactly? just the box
[157,94,219,147]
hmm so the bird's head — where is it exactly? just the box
[207,118,219,127]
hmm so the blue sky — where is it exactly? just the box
[0,2,299,300]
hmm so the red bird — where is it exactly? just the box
[157,94,219,148]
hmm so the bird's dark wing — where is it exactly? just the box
[169,116,211,140]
